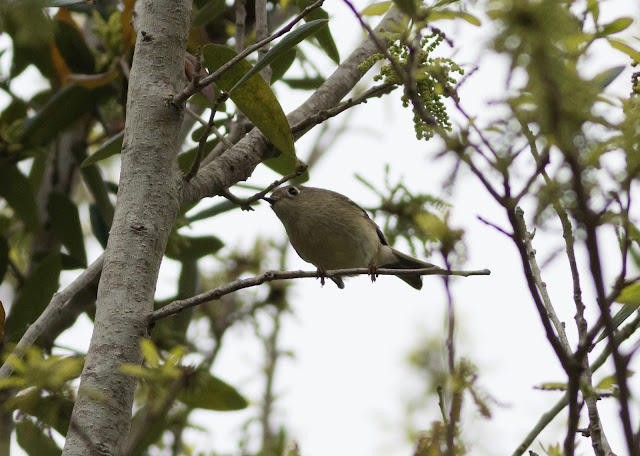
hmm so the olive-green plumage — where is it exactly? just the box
[263,185,434,289]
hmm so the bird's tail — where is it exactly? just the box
[384,248,436,290]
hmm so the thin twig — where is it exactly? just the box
[219,164,309,210]
[290,82,397,136]
[149,266,490,322]
[511,311,640,456]
[172,0,326,106]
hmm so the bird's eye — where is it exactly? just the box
[288,186,299,196]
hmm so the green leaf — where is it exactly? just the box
[202,45,300,177]
[89,203,110,248]
[178,371,248,410]
[296,1,340,63]
[82,131,124,167]
[20,84,113,148]
[192,0,226,27]
[47,193,87,268]
[12,393,73,436]
[0,165,40,232]
[587,0,599,23]
[592,66,625,90]
[596,370,635,390]
[178,139,217,173]
[600,17,633,36]
[16,419,62,456]
[165,234,224,261]
[393,0,417,17]
[44,0,87,5]
[361,1,393,16]
[0,236,8,284]
[270,48,297,83]
[607,39,640,63]
[595,283,640,343]
[282,76,325,90]
[231,19,329,92]
[5,253,61,343]
[428,9,482,26]
[53,18,95,74]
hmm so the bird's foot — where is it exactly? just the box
[316,267,327,286]
[368,263,378,283]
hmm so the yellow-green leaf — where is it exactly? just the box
[362,1,393,16]
[202,45,301,178]
[178,371,248,411]
[140,338,161,368]
[428,9,481,26]
[600,17,633,36]
[607,39,640,63]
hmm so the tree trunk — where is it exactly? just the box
[62,1,191,454]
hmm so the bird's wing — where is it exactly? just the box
[323,189,389,246]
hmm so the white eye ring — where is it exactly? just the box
[288,186,299,196]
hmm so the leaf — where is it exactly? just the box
[595,283,640,343]
[282,76,325,90]
[231,19,329,92]
[16,419,62,456]
[607,39,640,63]
[4,253,61,343]
[192,0,226,27]
[82,130,124,167]
[20,84,113,148]
[0,165,40,232]
[165,234,224,261]
[44,0,87,5]
[53,14,95,74]
[361,1,393,16]
[178,139,217,173]
[270,48,297,83]
[428,9,482,26]
[89,203,110,248]
[592,66,625,90]
[0,300,5,340]
[140,338,161,368]
[600,17,633,36]
[14,394,74,436]
[596,370,635,390]
[47,192,87,268]
[393,0,417,17]
[296,0,340,63]
[178,371,248,410]
[202,45,300,177]
[0,236,9,284]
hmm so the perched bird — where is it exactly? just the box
[262,185,435,289]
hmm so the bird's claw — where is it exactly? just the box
[368,263,378,283]
[316,267,327,287]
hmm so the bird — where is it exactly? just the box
[262,185,436,289]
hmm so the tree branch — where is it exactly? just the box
[0,254,104,379]
[149,266,490,322]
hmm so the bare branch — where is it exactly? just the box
[149,266,490,323]
[0,254,104,379]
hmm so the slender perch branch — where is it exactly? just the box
[149,267,490,322]
[0,254,104,379]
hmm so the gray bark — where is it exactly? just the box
[62,1,191,454]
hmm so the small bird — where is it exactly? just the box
[262,185,435,289]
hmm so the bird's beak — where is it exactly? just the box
[262,196,275,205]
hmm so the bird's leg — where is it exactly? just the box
[368,262,378,283]
[316,267,327,286]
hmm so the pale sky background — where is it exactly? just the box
[2,1,640,455]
